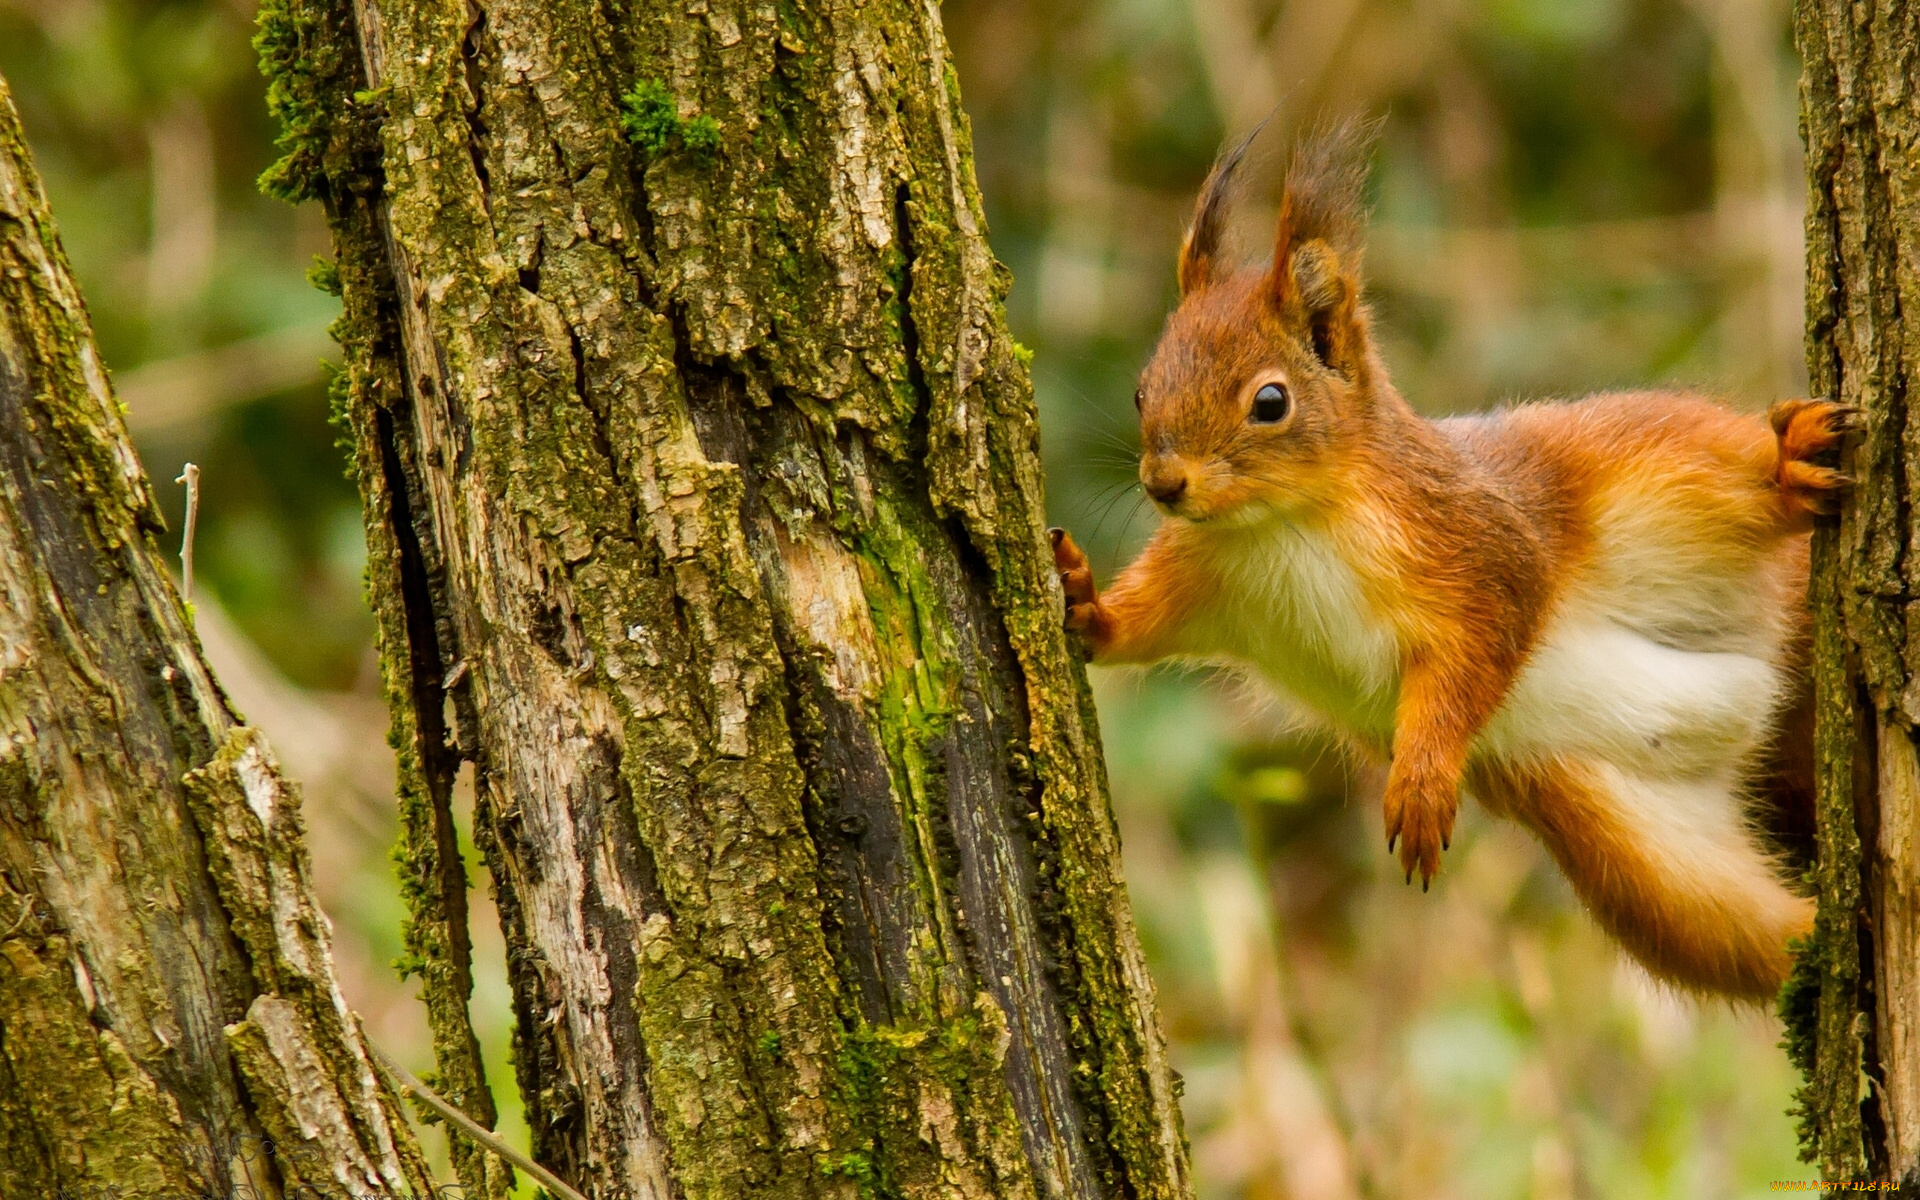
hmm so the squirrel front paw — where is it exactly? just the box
[1769,398,1855,518]
[1049,528,1111,653]
[1382,772,1458,890]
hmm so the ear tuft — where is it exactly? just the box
[1177,120,1267,295]
[1278,116,1380,265]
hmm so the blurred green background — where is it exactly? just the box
[0,0,1811,1194]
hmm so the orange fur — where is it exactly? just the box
[1467,758,1812,998]
[1050,124,1849,1000]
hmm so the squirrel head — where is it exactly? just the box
[1135,119,1383,525]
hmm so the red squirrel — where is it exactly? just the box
[1049,122,1848,1001]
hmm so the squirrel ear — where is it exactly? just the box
[1288,239,1344,312]
[1269,117,1378,371]
[1178,124,1263,295]
[1275,237,1361,372]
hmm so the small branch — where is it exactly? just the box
[174,462,200,602]
[365,1041,589,1200]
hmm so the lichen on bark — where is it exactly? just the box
[261,0,1193,1196]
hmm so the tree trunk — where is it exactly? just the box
[1787,0,1920,1187]
[0,73,432,1198]
[258,0,1191,1197]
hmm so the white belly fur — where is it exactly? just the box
[1196,519,1791,784]
[1481,621,1782,777]
[1191,522,1400,738]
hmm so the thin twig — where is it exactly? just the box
[365,1041,589,1200]
[174,462,200,602]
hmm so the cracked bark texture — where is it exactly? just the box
[0,72,432,1198]
[257,0,1191,1198]
[1788,0,1920,1187]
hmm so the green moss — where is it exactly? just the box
[255,0,357,201]
[819,1014,1010,1197]
[322,360,357,480]
[257,4,505,1185]
[1779,933,1821,1159]
[621,80,720,160]
[307,255,342,295]
[820,1151,876,1180]
[848,489,966,955]
[0,935,198,1195]
[1791,514,1871,1179]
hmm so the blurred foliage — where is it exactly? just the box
[0,0,1813,1194]
[1,0,361,690]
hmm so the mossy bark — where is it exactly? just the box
[0,72,432,1198]
[257,0,1192,1197]
[1788,0,1920,1186]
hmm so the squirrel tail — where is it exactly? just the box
[1481,757,1814,1001]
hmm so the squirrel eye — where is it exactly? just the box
[1133,388,1144,413]
[1250,382,1290,424]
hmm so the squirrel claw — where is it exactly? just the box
[1048,527,1109,650]
[1049,526,1081,566]
[1385,780,1454,892]
[1770,398,1854,518]
[1051,528,1096,604]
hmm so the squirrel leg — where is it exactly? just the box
[1478,757,1813,1000]
[1049,526,1213,664]
[1386,651,1519,888]
[1768,398,1853,523]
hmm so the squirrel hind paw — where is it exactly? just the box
[1768,399,1852,517]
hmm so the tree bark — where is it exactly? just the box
[0,72,432,1199]
[1787,0,1920,1187]
[258,0,1191,1198]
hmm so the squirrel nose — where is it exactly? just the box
[1143,470,1189,505]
